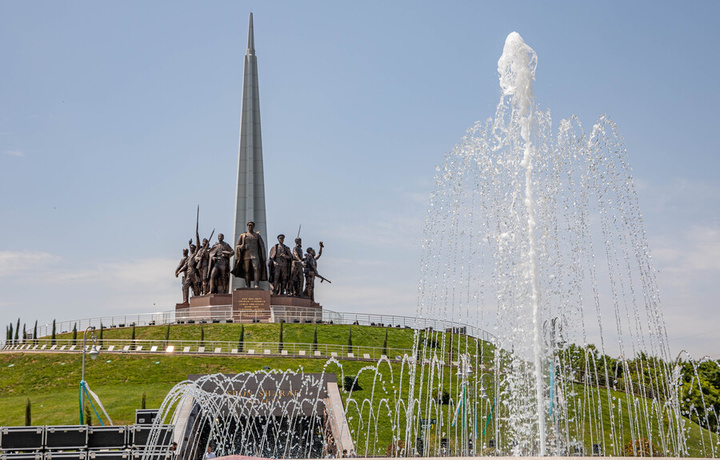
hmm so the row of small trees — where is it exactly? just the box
[558,342,720,432]
[7,319,393,357]
[5,318,40,345]
[5,318,110,347]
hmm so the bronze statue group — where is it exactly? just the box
[175,221,329,304]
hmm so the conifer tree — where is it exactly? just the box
[99,323,104,348]
[51,320,56,345]
[312,326,318,352]
[278,321,284,352]
[72,323,78,346]
[347,327,353,354]
[25,398,31,426]
[131,324,136,350]
[33,320,38,345]
[164,324,171,348]
[14,318,20,344]
[382,329,388,357]
[238,324,245,352]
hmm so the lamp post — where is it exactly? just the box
[80,326,99,424]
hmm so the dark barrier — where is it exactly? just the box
[44,453,86,460]
[135,410,159,425]
[45,426,88,450]
[87,451,130,460]
[87,426,128,449]
[0,454,43,460]
[131,425,173,448]
[0,427,44,450]
[0,424,172,453]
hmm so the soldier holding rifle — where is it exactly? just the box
[303,241,328,302]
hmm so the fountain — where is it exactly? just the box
[142,32,719,458]
[415,31,701,456]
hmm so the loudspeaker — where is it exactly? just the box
[0,426,44,450]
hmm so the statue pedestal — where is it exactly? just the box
[232,289,322,323]
[232,288,272,322]
[175,290,322,323]
[176,294,233,322]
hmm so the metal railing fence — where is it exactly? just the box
[2,309,495,348]
[0,338,425,362]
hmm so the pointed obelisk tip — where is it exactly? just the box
[247,12,255,54]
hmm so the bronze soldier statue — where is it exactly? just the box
[176,240,202,296]
[186,242,201,296]
[232,221,267,288]
[290,237,304,296]
[303,241,324,302]
[268,234,292,295]
[175,248,190,303]
[208,233,235,294]
[195,237,211,295]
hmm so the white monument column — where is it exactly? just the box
[231,13,269,290]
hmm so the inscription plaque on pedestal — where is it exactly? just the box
[232,289,271,322]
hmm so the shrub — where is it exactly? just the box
[343,375,362,392]
[386,440,406,457]
[623,438,661,457]
[436,389,450,405]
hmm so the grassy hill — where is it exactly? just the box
[0,322,425,427]
[1,322,717,457]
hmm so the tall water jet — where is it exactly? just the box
[416,31,683,455]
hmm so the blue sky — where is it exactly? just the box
[1,1,718,358]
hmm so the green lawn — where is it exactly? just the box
[2,322,717,457]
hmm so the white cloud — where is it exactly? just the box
[48,258,176,288]
[0,251,59,277]
[653,225,720,287]
[5,150,24,157]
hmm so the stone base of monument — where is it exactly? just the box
[232,289,322,323]
[175,294,234,323]
[175,290,322,323]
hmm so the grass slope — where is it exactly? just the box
[1,323,717,456]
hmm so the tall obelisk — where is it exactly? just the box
[232,13,268,290]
